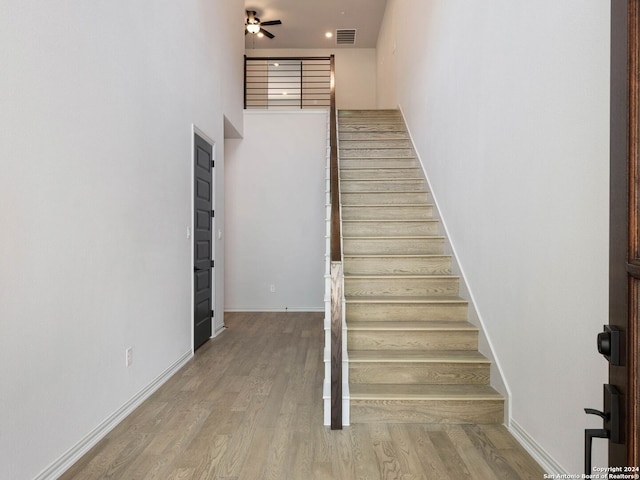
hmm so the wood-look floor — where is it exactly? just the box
[60,312,545,480]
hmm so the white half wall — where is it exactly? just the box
[0,1,243,478]
[377,0,610,474]
[225,111,326,311]
[246,48,377,110]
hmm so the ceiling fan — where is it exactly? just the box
[245,10,281,39]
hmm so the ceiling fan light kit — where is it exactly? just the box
[245,10,281,39]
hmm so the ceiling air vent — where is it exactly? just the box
[336,29,356,45]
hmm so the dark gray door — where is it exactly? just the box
[194,133,213,350]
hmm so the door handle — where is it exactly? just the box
[584,384,623,475]
[194,261,215,272]
[584,422,608,475]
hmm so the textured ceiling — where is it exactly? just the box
[244,0,388,50]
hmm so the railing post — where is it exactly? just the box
[243,55,247,109]
[330,261,343,429]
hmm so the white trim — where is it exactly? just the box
[509,419,564,475]
[34,350,193,480]
[225,307,325,312]
[212,323,227,337]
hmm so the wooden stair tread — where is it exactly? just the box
[342,203,432,206]
[341,178,423,182]
[349,350,490,363]
[340,145,411,150]
[350,384,504,401]
[343,219,437,223]
[340,168,421,172]
[344,236,445,240]
[342,190,428,194]
[347,321,477,331]
[340,158,417,162]
[345,274,457,279]
[345,254,450,259]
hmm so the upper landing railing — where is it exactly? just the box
[244,56,333,109]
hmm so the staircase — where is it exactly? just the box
[338,109,504,424]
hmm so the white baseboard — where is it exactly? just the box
[212,323,227,337]
[224,307,325,312]
[509,419,566,475]
[34,350,193,480]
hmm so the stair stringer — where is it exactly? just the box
[397,105,511,424]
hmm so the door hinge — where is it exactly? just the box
[211,309,214,317]
[211,260,215,268]
[211,210,215,218]
[211,160,215,168]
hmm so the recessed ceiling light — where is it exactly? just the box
[325,32,333,38]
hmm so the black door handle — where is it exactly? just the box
[584,425,608,475]
[584,385,623,475]
[194,261,214,272]
[585,408,609,475]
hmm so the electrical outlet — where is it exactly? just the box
[269,284,276,293]
[126,347,133,367]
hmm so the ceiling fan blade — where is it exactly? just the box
[260,28,275,39]
[245,29,248,35]
[261,19,282,26]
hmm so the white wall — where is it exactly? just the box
[0,1,243,478]
[225,111,326,311]
[377,0,610,474]
[246,48,377,110]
